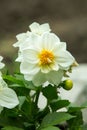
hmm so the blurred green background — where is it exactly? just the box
[0,0,87,72]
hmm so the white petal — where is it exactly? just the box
[59,42,66,50]
[40,23,51,33]
[46,69,64,85]
[41,33,60,51]
[0,63,5,69]
[30,90,36,97]
[0,87,19,108]
[33,69,63,86]
[57,51,75,68]
[38,92,47,109]
[13,41,20,47]
[16,33,27,41]
[29,22,40,33]
[15,52,23,62]
[22,49,39,63]
[0,72,2,79]
[24,74,34,81]
[13,33,27,47]
[20,62,40,75]
[41,66,52,73]
[29,22,51,35]
[43,81,50,87]
[33,71,46,86]
[40,63,59,73]
[20,33,40,51]
[51,62,59,71]
[0,78,8,88]
[0,56,5,69]
[53,42,66,54]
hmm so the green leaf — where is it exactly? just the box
[42,85,58,101]
[3,74,37,90]
[68,110,83,130]
[81,124,87,130]
[21,100,39,120]
[18,96,26,110]
[0,116,23,128]
[3,75,24,85]
[50,99,70,111]
[14,87,30,96]
[24,81,37,90]
[41,126,60,130]
[40,112,74,129]
[1,126,23,130]
[14,74,24,80]
[68,106,86,113]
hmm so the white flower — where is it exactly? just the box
[19,33,75,86]
[13,22,51,51]
[0,56,5,69]
[0,77,19,109]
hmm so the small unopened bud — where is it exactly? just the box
[62,79,73,90]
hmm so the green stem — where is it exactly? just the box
[35,89,40,106]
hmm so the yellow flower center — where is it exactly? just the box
[39,50,54,66]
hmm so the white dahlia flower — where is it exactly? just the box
[18,33,75,86]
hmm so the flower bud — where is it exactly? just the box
[62,79,73,90]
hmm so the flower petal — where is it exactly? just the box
[57,51,75,69]
[53,42,66,55]
[40,62,59,73]
[0,87,19,108]
[33,71,46,86]
[29,22,51,35]
[41,33,60,50]
[41,65,52,73]
[16,33,27,41]
[46,69,64,85]
[20,33,40,51]
[20,62,40,75]
[13,33,27,47]
[22,49,39,63]
[32,69,63,86]
[0,56,5,69]
[24,74,34,81]
[40,23,51,33]
[0,63,5,69]
[51,62,59,71]
[38,92,47,109]
[0,78,8,89]
[15,52,23,62]
[29,22,40,33]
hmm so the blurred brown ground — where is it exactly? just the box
[0,0,87,67]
